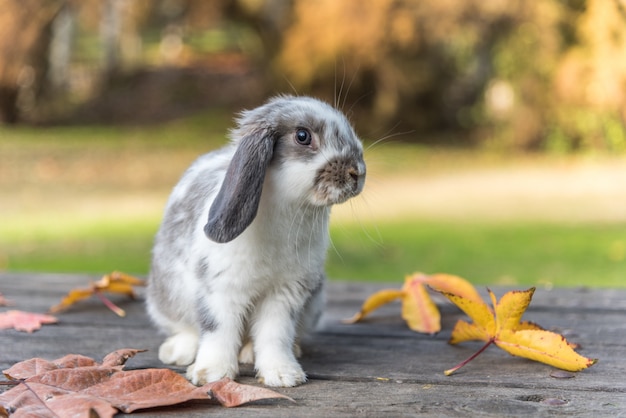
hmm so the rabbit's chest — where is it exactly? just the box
[205,214,327,288]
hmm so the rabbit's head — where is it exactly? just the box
[205,95,366,243]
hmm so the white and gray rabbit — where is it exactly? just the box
[146,95,366,387]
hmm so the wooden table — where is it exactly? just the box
[1,273,624,416]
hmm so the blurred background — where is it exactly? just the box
[1,0,625,287]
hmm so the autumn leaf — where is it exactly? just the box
[440,287,598,375]
[343,289,404,324]
[345,272,482,334]
[0,310,58,333]
[0,348,292,417]
[49,271,146,317]
[0,292,14,306]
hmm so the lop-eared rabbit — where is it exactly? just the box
[147,95,366,387]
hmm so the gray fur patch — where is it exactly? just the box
[197,301,219,332]
[205,129,275,243]
[158,165,220,249]
[195,257,210,279]
[147,154,223,326]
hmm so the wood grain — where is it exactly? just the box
[1,273,624,417]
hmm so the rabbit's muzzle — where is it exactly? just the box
[313,157,366,205]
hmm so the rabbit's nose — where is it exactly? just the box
[349,160,366,178]
[348,163,366,194]
[348,167,359,182]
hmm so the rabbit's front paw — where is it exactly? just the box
[186,361,238,386]
[257,359,306,387]
[238,341,255,364]
[158,332,198,366]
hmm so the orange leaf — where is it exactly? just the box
[516,321,545,331]
[0,310,58,333]
[421,273,483,304]
[343,289,403,324]
[49,288,94,314]
[102,271,146,287]
[93,271,145,297]
[401,275,440,334]
[448,320,488,345]
[439,289,495,335]
[49,271,145,316]
[345,272,483,335]
[491,287,534,332]
[441,287,598,374]
[496,329,597,371]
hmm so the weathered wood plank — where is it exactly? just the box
[119,379,625,417]
[1,273,624,417]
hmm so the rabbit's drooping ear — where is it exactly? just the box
[204,129,275,243]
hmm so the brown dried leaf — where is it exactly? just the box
[4,357,78,380]
[0,382,117,418]
[101,348,147,367]
[0,310,58,333]
[53,353,102,369]
[3,350,141,381]
[205,377,295,408]
[81,369,282,413]
[0,349,292,416]
[0,292,14,306]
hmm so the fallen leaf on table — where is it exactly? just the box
[49,271,146,317]
[0,348,292,417]
[0,292,14,306]
[0,310,58,333]
[2,349,146,381]
[440,287,598,375]
[344,272,482,334]
[343,289,404,324]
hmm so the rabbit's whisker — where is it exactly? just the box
[327,225,343,263]
[288,196,309,264]
[352,194,384,247]
[341,62,360,112]
[282,74,299,96]
[365,125,415,153]
[334,59,346,110]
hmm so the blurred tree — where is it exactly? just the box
[49,3,75,92]
[0,0,63,123]
[226,0,290,58]
[276,0,562,143]
[552,0,626,152]
[273,0,626,150]
[2,0,625,152]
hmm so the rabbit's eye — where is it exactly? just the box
[295,128,312,146]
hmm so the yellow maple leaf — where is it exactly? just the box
[49,271,146,317]
[440,287,597,375]
[344,273,482,334]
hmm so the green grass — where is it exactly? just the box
[2,217,624,288]
[327,220,626,288]
[0,217,159,275]
[1,110,625,288]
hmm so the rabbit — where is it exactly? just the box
[146,95,366,388]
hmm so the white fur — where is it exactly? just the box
[156,158,327,386]
[146,96,364,387]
